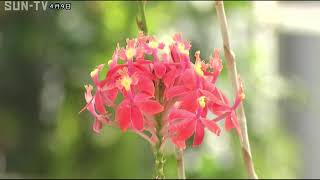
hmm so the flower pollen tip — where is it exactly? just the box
[125,48,136,59]
[90,68,98,77]
[173,101,181,108]
[198,96,206,108]
[149,41,158,49]
[194,61,204,77]
[85,84,93,90]
[178,43,189,55]
[120,75,132,91]
[240,92,246,100]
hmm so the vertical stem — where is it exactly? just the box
[136,0,148,35]
[214,1,258,179]
[176,150,186,179]
[154,147,165,179]
[154,80,165,179]
[135,2,165,178]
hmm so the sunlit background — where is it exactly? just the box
[0,1,319,178]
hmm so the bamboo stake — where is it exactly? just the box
[214,1,258,179]
[176,150,186,179]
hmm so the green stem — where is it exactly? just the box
[135,1,164,178]
[154,80,165,179]
[154,141,165,179]
[136,1,148,35]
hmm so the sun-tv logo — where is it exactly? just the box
[4,1,71,11]
[4,1,48,11]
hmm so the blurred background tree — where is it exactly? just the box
[1,1,314,178]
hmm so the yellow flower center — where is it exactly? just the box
[125,48,136,59]
[178,43,189,55]
[84,84,93,91]
[149,41,158,49]
[194,61,204,77]
[198,96,206,108]
[121,76,132,91]
[240,92,245,100]
[90,68,98,77]
[107,60,113,65]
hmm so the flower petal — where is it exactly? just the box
[172,120,195,143]
[84,84,94,103]
[180,91,198,112]
[225,113,234,131]
[102,88,118,105]
[208,103,229,116]
[202,118,221,136]
[93,119,103,134]
[95,92,107,114]
[163,68,178,88]
[131,105,144,131]
[169,45,179,63]
[118,48,127,60]
[116,100,131,132]
[158,42,165,49]
[90,64,104,86]
[172,33,182,42]
[134,93,152,102]
[154,61,166,79]
[213,87,230,105]
[193,121,205,147]
[225,112,241,138]
[165,85,188,100]
[172,139,186,150]
[138,76,155,96]
[168,108,194,122]
[137,100,164,115]
[169,118,193,132]
[181,69,196,90]
[199,89,224,106]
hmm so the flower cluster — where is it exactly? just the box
[81,32,245,149]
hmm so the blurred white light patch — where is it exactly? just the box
[39,66,64,124]
[184,149,202,173]
[185,111,235,171]
[253,1,280,26]
[184,128,234,172]
[228,10,250,54]
[58,7,93,45]
[279,3,320,34]
[190,1,213,13]
[253,1,320,34]
[204,124,235,170]
[156,30,175,57]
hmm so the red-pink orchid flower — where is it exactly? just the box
[81,32,245,149]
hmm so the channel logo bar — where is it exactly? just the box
[3,1,71,11]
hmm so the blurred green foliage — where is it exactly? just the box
[0,1,298,178]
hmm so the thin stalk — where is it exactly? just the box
[154,80,165,179]
[176,150,186,179]
[214,1,258,179]
[135,2,166,178]
[136,1,148,35]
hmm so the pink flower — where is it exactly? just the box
[81,32,245,149]
[168,102,221,149]
[81,84,110,133]
[115,70,163,132]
